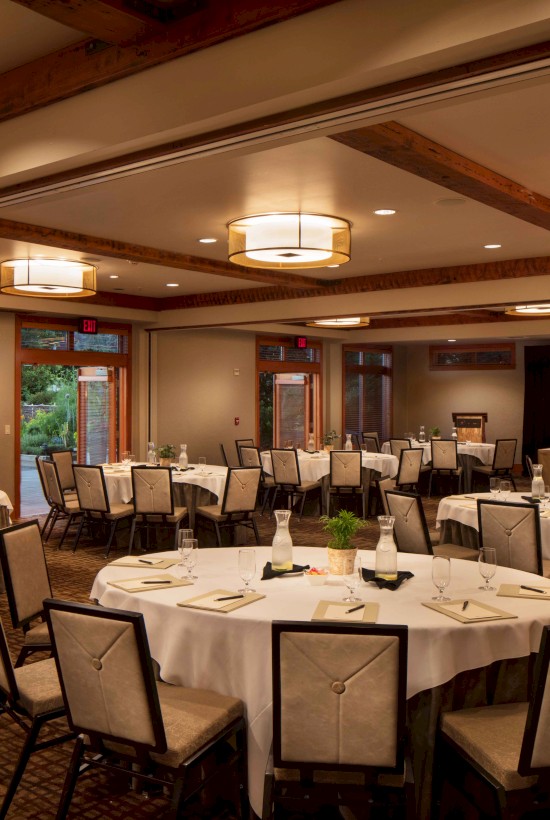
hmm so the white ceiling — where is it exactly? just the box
[1,0,550,340]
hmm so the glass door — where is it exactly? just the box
[77,366,117,464]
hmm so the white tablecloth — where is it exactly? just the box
[91,546,550,815]
[381,441,432,464]
[261,450,399,481]
[436,491,550,558]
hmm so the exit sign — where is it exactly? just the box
[295,336,307,349]
[78,317,98,334]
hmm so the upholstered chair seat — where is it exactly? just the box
[328,450,367,517]
[269,449,322,519]
[134,506,187,524]
[40,459,83,546]
[196,467,261,546]
[129,466,188,553]
[472,438,518,491]
[428,439,463,496]
[73,464,135,557]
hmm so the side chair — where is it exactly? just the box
[438,624,550,819]
[263,621,414,819]
[269,448,321,519]
[40,458,83,547]
[196,466,261,545]
[72,464,135,557]
[238,446,275,514]
[128,466,188,553]
[51,450,77,498]
[0,520,52,666]
[472,438,518,491]
[0,614,72,819]
[385,490,478,561]
[328,450,366,517]
[477,498,548,576]
[44,599,248,820]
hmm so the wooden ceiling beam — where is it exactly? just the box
[9,0,165,44]
[0,216,323,289]
[331,122,550,231]
[158,255,550,309]
[0,0,342,122]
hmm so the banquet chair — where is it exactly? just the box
[377,477,396,515]
[472,438,517,491]
[40,458,83,547]
[263,621,413,820]
[269,448,322,519]
[219,442,230,467]
[196,466,261,546]
[235,438,254,463]
[51,450,77,498]
[395,447,427,491]
[72,464,135,557]
[361,431,381,451]
[35,456,60,538]
[428,439,463,497]
[0,521,52,666]
[437,624,550,820]
[43,599,248,820]
[477,499,547,576]
[385,491,478,560]
[361,434,380,453]
[128,466,188,553]
[389,438,411,458]
[0,614,72,818]
[328,450,367,517]
[525,453,534,479]
[239,446,275,514]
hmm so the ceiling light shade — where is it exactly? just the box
[0,259,96,298]
[227,213,351,269]
[307,316,370,328]
[505,304,550,316]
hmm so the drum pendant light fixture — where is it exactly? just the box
[227,212,351,269]
[0,258,97,298]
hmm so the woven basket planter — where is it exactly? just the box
[327,547,357,576]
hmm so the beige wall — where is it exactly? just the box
[0,313,15,503]
[155,328,257,465]
[394,342,526,457]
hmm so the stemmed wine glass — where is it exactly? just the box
[489,477,500,498]
[499,480,511,501]
[478,547,497,591]
[432,556,451,601]
[238,548,256,594]
[181,538,198,580]
[177,529,193,568]
[342,555,362,603]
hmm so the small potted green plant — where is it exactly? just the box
[320,509,367,574]
[157,443,176,466]
[429,426,441,440]
[322,430,340,452]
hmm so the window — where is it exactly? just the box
[429,343,515,370]
[343,346,392,442]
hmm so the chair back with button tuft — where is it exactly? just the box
[477,499,542,575]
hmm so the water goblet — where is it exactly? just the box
[121,451,131,466]
[499,480,511,501]
[432,556,451,601]
[342,555,362,603]
[181,538,198,580]
[198,457,206,473]
[489,477,500,498]
[478,547,497,591]
[177,529,193,567]
[238,548,256,594]
[128,453,135,464]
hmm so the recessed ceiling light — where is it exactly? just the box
[199,237,217,244]
[109,275,119,279]
[484,244,502,249]
[506,304,550,316]
[326,264,340,268]
[373,209,396,216]
[447,339,457,342]
[307,317,370,328]
[166,283,179,287]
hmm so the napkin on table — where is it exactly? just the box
[262,562,310,580]
[361,568,414,590]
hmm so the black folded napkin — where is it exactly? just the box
[361,568,414,590]
[262,562,310,580]
[521,495,540,504]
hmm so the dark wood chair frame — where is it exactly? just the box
[477,498,543,576]
[395,446,424,491]
[472,438,518,491]
[219,442,230,467]
[0,520,53,666]
[328,449,366,517]
[129,466,188,552]
[264,621,410,819]
[361,432,381,452]
[269,449,321,519]
[43,599,248,820]
[384,490,436,554]
[197,466,261,546]
[428,438,462,497]
[72,464,134,558]
[235,438,255,464]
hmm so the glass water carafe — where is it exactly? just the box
[307,433,315,453]
[272,509,293,570]
[532,464,545,500]
[418,426,425,443]
[375,515,398,580]
[179,444,188,469]
[345,433,353,451]
[451,427,458,439]
[147,442,156,464]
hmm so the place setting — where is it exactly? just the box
[177,548,265,612]
[311,555,379,623]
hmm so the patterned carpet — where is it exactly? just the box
[0,484,526,819]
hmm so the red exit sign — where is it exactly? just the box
[295,336,307,349]
[78,317,98,334]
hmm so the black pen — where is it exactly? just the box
[141,580,171,584]
[346,604,365,614]
[139,559,154,564]
[462,600,469,611]
[520,585,547,594]
[216,594,245,601]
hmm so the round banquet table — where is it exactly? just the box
[261,450,399,481]
[91,546,550,816]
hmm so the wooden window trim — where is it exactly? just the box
[342,345,393,441]
[429,343,515,371]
